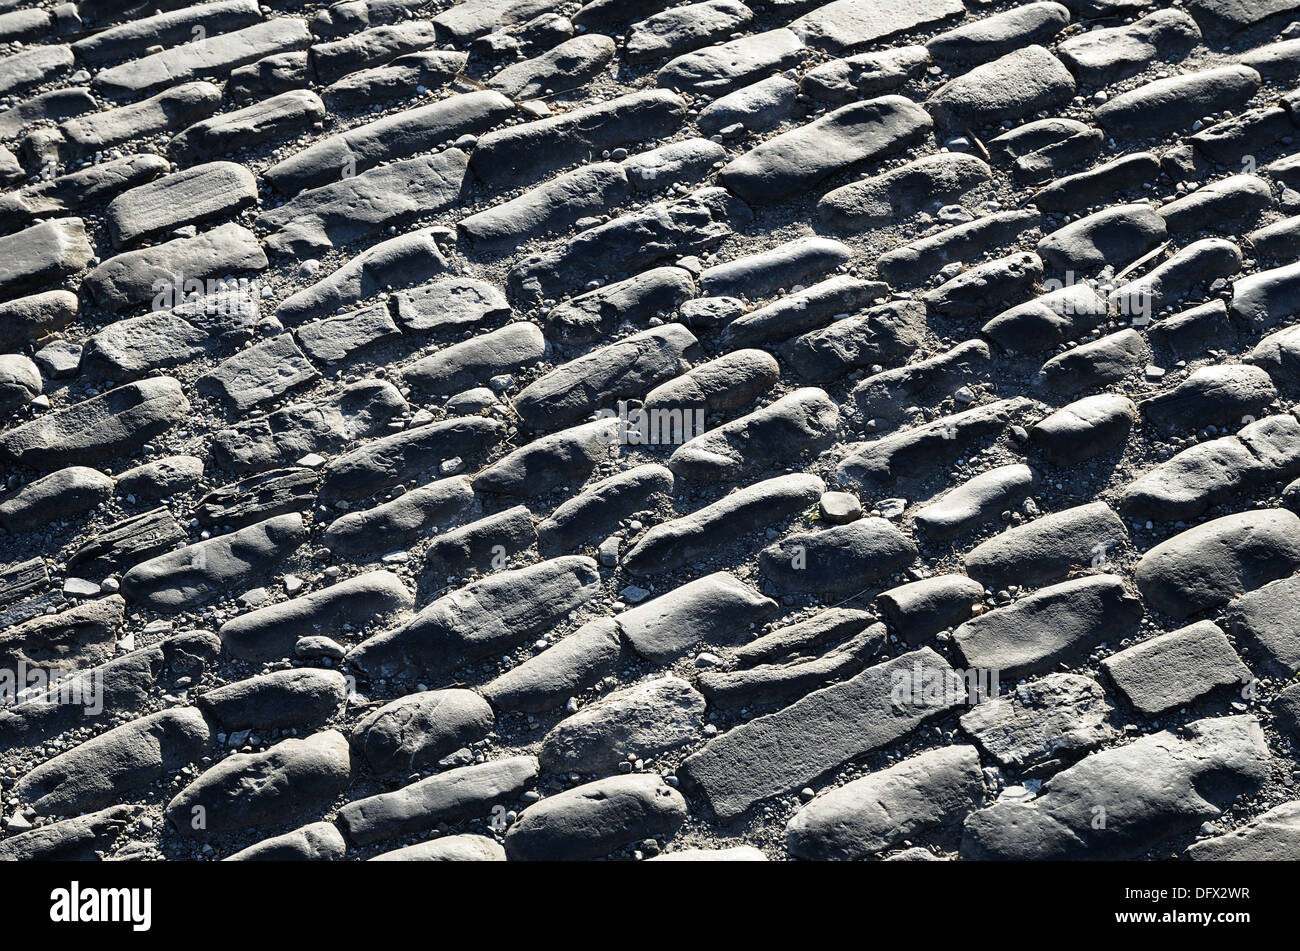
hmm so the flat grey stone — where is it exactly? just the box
[623,473,824,575]
[959,673,1116,770]
[504,774,687,860]
[960,715,1270,859]
[347,556,601,679]
[1102,620,1249,716]
[166,730,352,837]
[721,95,931,203]
[0,377,188,470]
[786,745,983,859]
[220,570,413,661]
[680,647,962,821]
[122,513,307,612]
[539,676,705,774]
[351,688,494,775]
[954,574,1143,680]
[617,571,776,664]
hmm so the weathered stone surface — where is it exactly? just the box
[877,575,983,644]
[537,464,673,554]
[509,187,750,304]
[626,0,754,64]
[1103,621,1249,716]
[212,379,407,474]
[623,473,824,575]
[721,96,932,203]
[698,74,798,136]
[198,335,320,415]
[954,575,1143,680]
[0,290,78,353]
[699,236,851,299]
[1037,329,1150,395]
[82,291,259,381]
[490,33,614,99]
[106,162,258,249]
[759,517,916,595]
[504,774,687,860]
[680,648,961,821]
[838,398,1030,487]
[225,822,347,861]
[261,149,469,256]
[1058,9,1200,85]
[960,673,1115,771]
[540,676,705,774]
[960,715,1270,859]
[277,228,449,325]
[267,90,510,195]
[657,28,805,96]
[0,218,93,296]
[1120,414,1300,521]
[471,418,618,498]
[1186,801,1300,861]
[517,324,698,432]
[1037,203,1167,274]
[220,570,413,661]
[819,152,991,231]
[460,162,627,252]
[965,502,1129,590]
[423,505,535,577]
[789,0,964,53]
[122,514,307,612]
[370,835,505,861]
[338,755,539,845]
[914,464,1036,540]
[928,46,1076,131]
[0,804,140,861]
[0,466,113,533]
[1139,365,1276,435]
[0,377,188,470]
[167,730,352,837]
[801,46,930,103]
[310,20,439,83]
[1134,510,1300,618]
[471,89,684,189]
[481,617,624,713]
[725,276,891,349]
[56,82,223,159]
[0,596,123,673]
[95,19,311,97]
[199,669,347,731]
[851,340,992,424]
[618,571,776,664]
[1095,65,1260,136]
[17,707,210,816]
[323,50,466,108]
[296,303,401,364]
[1223,574,1300,674]
[83,223,267,314]
[404,322,544,394]
[879,209,1042,286]
[787,745,983,859]
[0,155,168,233]
[320,416,504,500]
[324,475,476,557]
[347,557,601,678]
[669,388,839,482]
[1031,395,1136,466]
[351,689,494,775]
